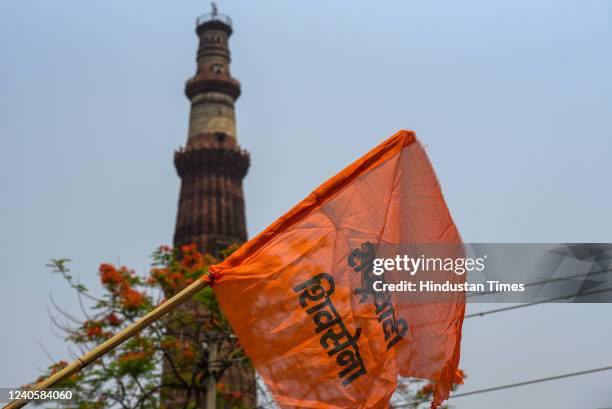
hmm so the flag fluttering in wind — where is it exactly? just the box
[209,130,465,408]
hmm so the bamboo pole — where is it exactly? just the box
[3,278,211,409]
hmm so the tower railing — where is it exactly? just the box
[196,13,232,28]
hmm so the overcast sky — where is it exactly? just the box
[1,1,611,408]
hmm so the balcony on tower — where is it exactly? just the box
[196,12,233,34]
[186,10,241,101]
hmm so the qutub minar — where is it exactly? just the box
[167,5,255,408]
[174,6,249,256]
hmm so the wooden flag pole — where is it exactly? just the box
[3,277,211,409]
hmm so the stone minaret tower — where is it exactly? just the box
[174,6,249,256]
[166,6,255,409]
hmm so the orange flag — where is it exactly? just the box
[208,130,465,408]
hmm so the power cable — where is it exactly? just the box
[466,268,612,299]
[465,287,612,319]
[395,365,612,407]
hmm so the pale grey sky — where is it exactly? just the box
[1,1,611,408]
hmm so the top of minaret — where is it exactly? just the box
[183,2,241,147]
[196,3,233,35]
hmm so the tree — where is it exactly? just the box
[39,244,256,409]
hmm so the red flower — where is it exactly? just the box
[181,244,197,253]
[84,321,103,338]
[119,351,148,362]
[99,264,123,286]
[106,313,121,327]
[120,287,144,309]
[180,244,205,269]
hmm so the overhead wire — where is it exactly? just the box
[394,365,612,407]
